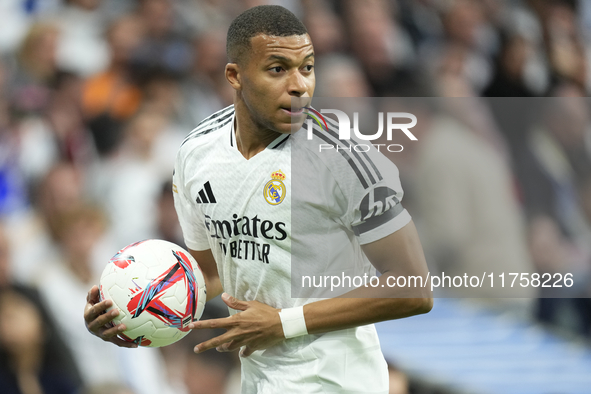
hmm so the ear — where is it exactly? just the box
[225,63,241,90]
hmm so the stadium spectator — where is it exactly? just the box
[0,285,82,394]
[36,204,177,394]
[521,84,591,334]
[3,162,83,285]
[82,15,145,157]
[313,54,372,97]
[46,72,94,165]
[178,29,234,130]
[484,33,536,97]
[89,109,183,246]
[344,0,417,95]
[392,98,536,308]
[301,0,346,57]
[132,0,193,80]
[53,0,110,76]
[9,22,60,96]
[0,0,589,391]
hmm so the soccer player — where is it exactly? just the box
[84,5,432,393]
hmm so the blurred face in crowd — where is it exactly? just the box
[0,292,44,355]
[140,0,174,37]
[19,23,59,80]
[227,33,315,135]
[315,56,370,97]
[443,0,482,47]
[125,111,167,158]
[345,0,396,73]
[60,213,104,264]
[304,6,345,56]
[501,36,530,79]
[107,16,145,66]
[194,30,227,79]
[39,163,83,219]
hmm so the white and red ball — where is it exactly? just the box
[99,239,206,347]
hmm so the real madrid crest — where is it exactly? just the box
[264,170,286,205]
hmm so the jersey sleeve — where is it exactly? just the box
[333,147,411,245]
[172,152,211,251]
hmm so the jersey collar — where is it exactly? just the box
[229,120,290,151]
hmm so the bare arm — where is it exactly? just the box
[190,220,432,355]
[301,220,432,334]
[188,248,223,301]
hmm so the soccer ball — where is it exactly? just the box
[99,239,207,347]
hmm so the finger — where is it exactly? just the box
[84,300,113,326]
[85,297,112,316]
[240,346,255,357]
[85,299,114,323]
[221,293,248,311]
[110,336,139,349]
[98,322,126,339]
[187,316,233,330]
[194,332,235,354]
[216,340,240,352]
[87,308,120,333]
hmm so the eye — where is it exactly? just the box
[303,65,314,72]
[269,66,284,73]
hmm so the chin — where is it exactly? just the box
[290,118,306,133]
[273,123,295,135]
[265,118,297,135]
[274,116,305,134]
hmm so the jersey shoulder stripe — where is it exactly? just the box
[307,117,382,190]
[181,105,234,146]
[323,115,383,184]
[310,127,370,189]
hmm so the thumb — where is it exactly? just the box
[222,293,248,311]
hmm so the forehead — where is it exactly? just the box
[249,33,313,61]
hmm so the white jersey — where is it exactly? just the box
[173,105,411,393]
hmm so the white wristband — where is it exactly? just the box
[279,306,308,339]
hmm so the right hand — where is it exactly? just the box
[84,285,137,348]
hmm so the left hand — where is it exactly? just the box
[188,293,285,357]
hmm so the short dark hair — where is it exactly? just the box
[226,5,308,64]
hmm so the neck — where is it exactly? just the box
[234,100,282,160]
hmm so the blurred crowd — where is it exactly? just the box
[0,0,590,393]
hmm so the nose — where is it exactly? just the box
[288,70,309,97]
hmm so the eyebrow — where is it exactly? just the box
[267,52,315,63]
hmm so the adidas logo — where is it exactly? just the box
[196,181,216,204]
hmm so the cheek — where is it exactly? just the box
[244,78,279,110]
[256,79,279,100]
[245,71,280,94]
[308,75,316,95]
